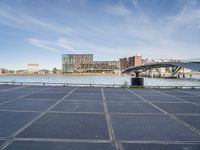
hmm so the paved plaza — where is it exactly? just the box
[0,85,200,150]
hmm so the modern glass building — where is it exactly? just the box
[62,54,93,73]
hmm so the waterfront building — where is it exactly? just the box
[62,54,120,73]
[38,69,51,74]
[120,55,142,71]
[62,54,93,73]
[27,64,39,73]
[133,55,142,66]
[80,61,120,73]
[120,57,128,71]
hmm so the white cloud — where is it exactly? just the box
[28,38,61,53]
[57,38,76,52]
[28,38,77,53]
[169,6,200,27]
[105,3,132,16]
[0,4,73,34]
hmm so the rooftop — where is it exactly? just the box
[0,85,200,150]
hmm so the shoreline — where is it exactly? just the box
[0,73,122,76]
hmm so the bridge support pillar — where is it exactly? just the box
[131,78,144,86]
[131,71,144,86]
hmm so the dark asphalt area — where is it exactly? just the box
[0,85,200,150]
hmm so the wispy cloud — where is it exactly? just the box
[168,4,200,28]
[28,38,61,53]
[28,38,77,53]
[57,38,76,52]
[105,3,132,16]
[0,3,73,34]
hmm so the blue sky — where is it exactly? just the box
[0,0,200,69]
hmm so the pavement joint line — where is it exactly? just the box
[63,99,102,102]
[22,98,59,101]
[106,101,145,103]
[101,88,121,150]
[47,111,166,115]
[65,99,103,101]
[176,90,200,97]
[152,89,200,108]
[152,89,192,103]
[48,111,105,114]
[13,138,112,143]
[0,86,28,93]
[151,101,189,103]
[175,114,200,116]
[0,138,8,140]
[71,93,103,95]
[0,87,51,107]
[126,89,200,137]
[0,87,78,150]
[118,140,200,144]
[0,109,43,113]
[118,143,124,150]
[178,95,200,98]
[110,112,166,115]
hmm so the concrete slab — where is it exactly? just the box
[17,113,110,140]
[66,94,102,101]
[105,95,143,101]
[162,91,195,97]
[123,143,200,150]
[25,93,66,99]
[0,112,39,137]
[103,88,131,95]
[0,140,5,147]
[42,87,74,93]
[0,92,26,99]
[0,85,16,90]
[139,95,183,102]
[51,101,104,112]
[154,103,200,114]
[111,114,200,141]
[176,115,200,130]
[0,98,11,103]
[1,86,200,150]
[4,141,116,150]
[107,102,161,113]
[178,96,200,102]
[74,88,101,94]
[0,99,56,111]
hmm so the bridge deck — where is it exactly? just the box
[123,62,200,73]
[0,85,200,150]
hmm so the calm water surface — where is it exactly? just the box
[0,75,200,86]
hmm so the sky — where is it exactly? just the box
[0,0,200,70]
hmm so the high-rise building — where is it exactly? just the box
[120,57,128,71]
[120,55,142,71]
[62,54,93,73]
[133,55,142,66]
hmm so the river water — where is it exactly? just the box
[0,74,200,86]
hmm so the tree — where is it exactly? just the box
[52,67,57,74]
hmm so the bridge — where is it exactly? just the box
[122,62,200,76]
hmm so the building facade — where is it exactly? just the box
[62,54,120,73]
[120,55,142,71]
[27,64,39,73]
[62,54,93,73]
[120,58,128,71]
